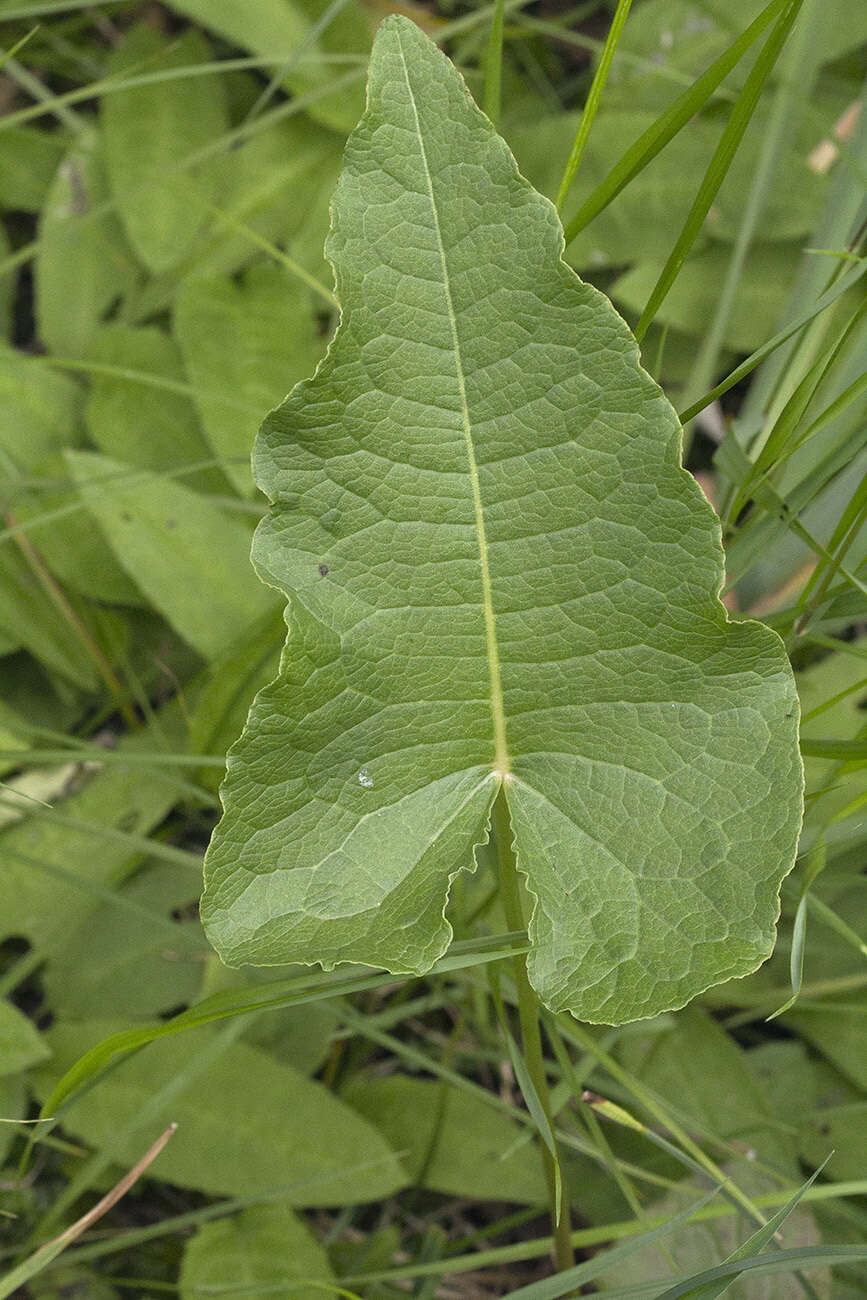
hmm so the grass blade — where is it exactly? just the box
[555,0,633,208]
[498,1187,723,1299]
[37,933,530,1118]
[563,0,789,245]
[484,0,506,123]
[678,256,867,424]
[0,1125,177,1300]
[634,0,806,344]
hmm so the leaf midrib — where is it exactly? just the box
[395,30,510,778]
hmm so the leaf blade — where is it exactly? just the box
[202,16,803,1025]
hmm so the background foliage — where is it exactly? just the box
[0,0,865,1296]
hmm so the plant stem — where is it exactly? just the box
[491,786,575,1275]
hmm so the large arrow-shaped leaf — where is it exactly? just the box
[202,16,802,1024]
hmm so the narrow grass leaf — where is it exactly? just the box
[681,255,867,424]
[634,0,805,343]
[489,1187,724,1299]
[563,0,789,245]
[38,932,529,1117]
[556,0,633,209]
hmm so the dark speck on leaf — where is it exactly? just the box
[120,512,131,522]
[166,519,177,529]
[319,564,329,577]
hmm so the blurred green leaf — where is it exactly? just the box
[41,861,203,1021]
[35,130,139,358]
[344,1074,549,1204]
[102,26,229,275]
[0,348,82,471]
[0,998,50,1076]
[84,324,224,493]
[0,125,67,212]
[165,0,370,131]
[179,1203,335,1300]
[174,263,326,497]
[35,1020,406,1204]
[67,450,277,660]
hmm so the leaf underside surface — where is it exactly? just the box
[202,16,803,1024]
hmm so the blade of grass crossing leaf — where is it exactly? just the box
[2,51,85,132]
[634,0,806,344]
[243,0,354,124]
[649,1248,867,1300]
[674,1161,831,1299]
[559,1019,772,1231]
[555,0,632,208]
[679,256,867,423]
[730,296,867,519]
[563,0,789,245]
[38,933,530,1118]
[680,0,825,451]
[0,56,360,135]
[483,1188,725,1300]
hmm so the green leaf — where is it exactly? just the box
[0,347,83,471]
[35,1021,406,1204]
[343,1074,548,1204]
[41,862,203,1021]
[179,1203,335,1300]
[84,325,225,494]
[619,1007,799,1172]
[164,0,370,132]
[35,130,138,359]
[174,263,326,497]
[0,999,50,1076]
[102,26,229,274]
[0,125,67,211]
[67,450,277,661]
[0,542,99,690]
[202,16,803,1025]
[611,243,797,352]
[0,706,187,953]
[13,453,143,607]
